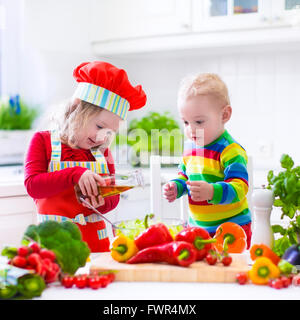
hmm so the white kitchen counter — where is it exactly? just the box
[37,280,300,300]
[33,253,300,301]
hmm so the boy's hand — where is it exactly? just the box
[77,170,106,207]
[186,181,214,202]
[163,182,177,203]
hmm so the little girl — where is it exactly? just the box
[24,61,147,252]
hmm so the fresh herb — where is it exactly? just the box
[267,154,300,257]
[115,111,184,164]
[0,95,38,130]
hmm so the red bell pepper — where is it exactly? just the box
[175,227,216,261]
[126,241,197,267]
[134,214,173,250]
[134,223,173,250]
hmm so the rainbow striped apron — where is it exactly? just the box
[36,130,111,252]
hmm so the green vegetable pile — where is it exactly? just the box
[114,214,184,239]
[267,154,300,257]
[0,273,46,300]
[23,221,90,275]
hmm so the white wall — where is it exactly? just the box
[110,50,300,169]
[3,0,300,170]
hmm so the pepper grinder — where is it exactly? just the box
[250,187,275,249]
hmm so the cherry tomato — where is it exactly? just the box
[99,275,110,288]
[40,249,56,262]
[280,276,291,288]
[221,256,232,266]
[205,252,217,265]
[88,276,102,290]
[272,279,283,290]
[11,255,27,268]
[292,275,300,286]
[74,275,88,289]
[236,272,248,285]
[17,246,31,257]
[268,279,275,287]
[107,273,116,283]
[61,276,75,288]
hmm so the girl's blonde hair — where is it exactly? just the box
[59,99,102,148]
[177,73,230,108]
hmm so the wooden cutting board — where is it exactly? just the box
[90,253,250,283]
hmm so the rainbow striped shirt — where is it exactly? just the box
[172,130,251,233]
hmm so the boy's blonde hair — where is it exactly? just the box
[59,99,102,148]
[177,73,230,108]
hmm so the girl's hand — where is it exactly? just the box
[78,170,106,208]
[163,182,177,203]
[186,181,214,202]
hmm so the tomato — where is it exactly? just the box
[236,272,248,285]
[205,252,217,265]
[268,279,275,287]
[280,276,291,288]
[17,246,31,257]
[292,275,300,286]
[99,275,110,288]
[221,256,232,266]
[74,275,88,289]
[11,255,27,268]
[40,249,56,262]
[272,279,283,290]
[88,276,102,290]
[61,276,75,288]
[107,273,116,283]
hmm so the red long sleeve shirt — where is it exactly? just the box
[24,131,119,214]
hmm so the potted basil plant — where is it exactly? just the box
[0,95,38,162]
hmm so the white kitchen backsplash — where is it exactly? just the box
[110,50,300,170]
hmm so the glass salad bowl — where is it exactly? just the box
[112,215,186,239]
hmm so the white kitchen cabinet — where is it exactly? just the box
[90,0,192,42]
[192,0,271,32]
[0,193,36,248]
[192,0,300,32]
[271,0,300,26]
[91,0,300,56]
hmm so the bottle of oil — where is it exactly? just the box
[98,185,134,198]
[75,170,144,201]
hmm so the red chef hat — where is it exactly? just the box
[72,61,147,120]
